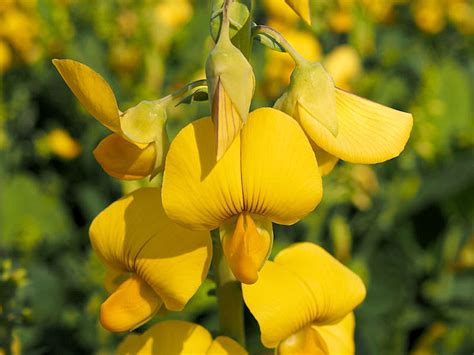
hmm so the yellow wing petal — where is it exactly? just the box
[93,133,156,180]
[162,117,244,230]
[284,0,311,25]
[207,336,248,355]
[297,88,413,164]
[312,313,355,355]
[89,188,212,311]
[99,275,162,333]
[117,320,213,355]
[241,108,322,225]
[52,59,120,131]
[310,142,339,176]
[242,243,365,348]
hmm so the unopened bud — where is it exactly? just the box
[206,29,255,159]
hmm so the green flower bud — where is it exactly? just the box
[275,62,338,136]
[205,21,255,160]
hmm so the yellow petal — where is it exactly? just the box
[89,187,212,311]
[212,80,243,160]
[242,243,365,348]
[310,142,339,176]
[297,88,413,164]
[207,336,248,355]
[285,0,311,25]
[100,275,162,332]
[103,268,129,294]
[312,313,355,355]
[162,117,243,230]
[117,320,213,355]
[93,133,156,180]
[52,59,120,131]
[220,213,273,284]
[278,326,328,355]
[241,108,322,225]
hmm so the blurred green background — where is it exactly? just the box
[1,0,473,354]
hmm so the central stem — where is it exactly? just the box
[212,229,246,346]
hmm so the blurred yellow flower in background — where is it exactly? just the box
[323,45,362,91]
[45,128,81,160]
[412,0,445,34]
[0,40,12,73]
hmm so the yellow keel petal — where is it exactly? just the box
[297,88,413,164]
[100,275,162,332]
[312,313,355,355]
[52,59,120,131]
[220,213,273,284]
[93,133,156,180]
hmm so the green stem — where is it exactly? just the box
[211,230,246,346]
[253,25,307,65]
[157,79,207,106]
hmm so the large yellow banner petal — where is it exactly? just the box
[89,188,212,312]
[242,243,365,348]
[297,88,413,164]
[52,59,120,131]
[241,108,322,225]
[93,133,156,180]
[162,117,244,230]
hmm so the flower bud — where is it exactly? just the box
[205,28,255,160]
[275,61,338,136]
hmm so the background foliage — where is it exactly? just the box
[1,0,473,354]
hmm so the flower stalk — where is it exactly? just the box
[211,229,246,346]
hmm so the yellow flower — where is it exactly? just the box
[53,59,168,180]
[242,243,366,353]
[412,0,446,34]
[162,108,322,284]
[154,0,193,30]
[89,187,212,332]
[117,320,247,355]
[275,59,413,175]
[0,40,12,73]
[323,45,361,91]
[46,128,81,160]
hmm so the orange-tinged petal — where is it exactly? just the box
[242,243,365,348]
[99,275,162,332]
[312,313,355,355]
[117,320,212,355]
[220,213,273,284]
[241,108,322,224]
[297,88,413,164]
[207,336,248,355]
[89,187,212,312]
[93,133,156,180]
[52,59,120,131]
[162,117,244,230]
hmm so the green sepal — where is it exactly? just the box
[205,28,255,123]
[253,32,286,52]
[275,62,338,136]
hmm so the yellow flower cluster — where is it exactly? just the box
[53,1,413,353]
[0,0,40,73]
